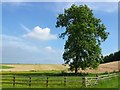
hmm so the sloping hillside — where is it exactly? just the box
[79,61,119,73]
[1,61,119,73]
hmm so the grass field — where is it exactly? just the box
[91,76,118,88]
[0,65,14,69]
[0,61,119,88]
[1,61,119,73]
[1,75,118,88]
[1,75,83,88]
[1,71,119,88]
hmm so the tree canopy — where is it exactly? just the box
[56,4,109,74]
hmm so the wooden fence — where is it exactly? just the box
[1,73,118,88]
[84,73,118,87]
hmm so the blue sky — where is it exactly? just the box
[1,2,118,64]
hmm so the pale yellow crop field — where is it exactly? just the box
[1,61,119,73]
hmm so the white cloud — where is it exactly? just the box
[23,26,57,41]
[44,46,55,52]
[87,3,118,13]
[1,34,23,41]
[1,34,39,52]
[54,2,118,14]
[1,34,63,64]
[45,46,52,51]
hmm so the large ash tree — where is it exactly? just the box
[56,4,109,74]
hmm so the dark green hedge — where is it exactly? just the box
[102,50,120,64]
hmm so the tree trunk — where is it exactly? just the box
[75,67,78,74]
[75,40,79,75]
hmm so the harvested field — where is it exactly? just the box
[79,61,119,73]
[0,61,119,73]
[0,64,68,71]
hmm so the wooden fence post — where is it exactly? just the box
[29,76,31,87]
[46,77,48,88]
[108,73,110,79]
[13,76,15,87]
[64,76,66,87]
[95,74,99,85]
[82,77,87,87]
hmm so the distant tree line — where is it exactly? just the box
[102,50,120,63]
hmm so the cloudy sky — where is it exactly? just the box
[1,2,118,64]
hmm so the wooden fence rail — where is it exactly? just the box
[84,73,118,87]
[1,72,118,88]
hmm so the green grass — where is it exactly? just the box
[91,76,118,88]
[1,70,119,76]
[0,66,14,69]
[1,71,96,77]
[1,75,83,88]
[1,74,119,88]
[1,71,119,88]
